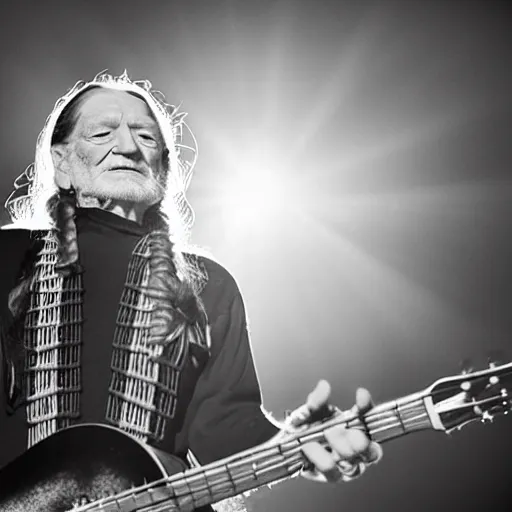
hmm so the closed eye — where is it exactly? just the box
[138,132,159,147]
[139,133,156,141]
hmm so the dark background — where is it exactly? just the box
[1,0,511,510]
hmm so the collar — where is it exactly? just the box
[75,207,149,236]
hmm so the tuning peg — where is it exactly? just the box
[459,357,474,375]
[487,349,507,368]
[489,375,500,386]
[460,380,471,392]
[472,404,494,423]
[481,410,494,423]
[502,389,511,414]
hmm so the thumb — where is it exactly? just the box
[306,380,331,411]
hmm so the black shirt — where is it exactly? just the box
[0,208,278,470]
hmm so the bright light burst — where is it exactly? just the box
[219,166,295,227]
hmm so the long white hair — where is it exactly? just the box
[4,70,199,247]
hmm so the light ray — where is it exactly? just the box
[294,209,488,352]
[261,0,298,127]
[301,178,512,223]
[286,4,388,159]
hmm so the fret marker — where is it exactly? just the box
[489,376,499,386]
[460,381,471,392]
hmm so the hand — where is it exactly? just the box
[289,380,383,484]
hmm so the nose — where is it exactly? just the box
[112,126,139,155]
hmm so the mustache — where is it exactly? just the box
[107,163,146,175]
[103,161,168,182]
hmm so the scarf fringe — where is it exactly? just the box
[19,230,209,448]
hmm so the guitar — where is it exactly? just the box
[0,361,510,512]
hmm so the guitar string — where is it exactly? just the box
[75,365,512,510]
[79,391,432,512]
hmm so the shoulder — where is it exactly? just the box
[188,253,245,319]
[0,225,43,250]
[0,228,45,315]
[0,225,51,246]
[0,226,50,280]
[199,256,240,295]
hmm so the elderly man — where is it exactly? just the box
[0,72,382,510]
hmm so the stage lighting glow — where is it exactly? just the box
[221,167,290,224]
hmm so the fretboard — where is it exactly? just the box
[87,388,433,511]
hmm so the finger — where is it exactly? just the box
[355,387,374,414]
[306,380,331,411]
[324,427,358,460]
[326,427,382,467]
[363,441,383,465]
[344,436,382,465]
[325,427,370,462]
[338,460,366,482]
[301,442,341,483]
[286,404,312,428]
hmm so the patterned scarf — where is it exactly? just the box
[20,230,210,448]
[6,228,251,512]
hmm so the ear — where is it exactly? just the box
[50,144,72,189]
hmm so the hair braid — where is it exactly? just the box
[49,188,81,275]
[3,242,41,410]
[2,189,81,410]
[145,228,207,349]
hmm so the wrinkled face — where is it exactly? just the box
[52,88,167,208]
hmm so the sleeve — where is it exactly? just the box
[178,286,280,465]
[0,229,41,470]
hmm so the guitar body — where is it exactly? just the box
[0,423,212,512]
[1,361,510,511]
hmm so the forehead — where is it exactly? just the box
[76,88,157,124]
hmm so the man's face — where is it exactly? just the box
[52,88,167,209]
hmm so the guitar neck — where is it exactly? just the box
[94,389,434,512]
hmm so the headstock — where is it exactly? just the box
[425,360,512,433]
